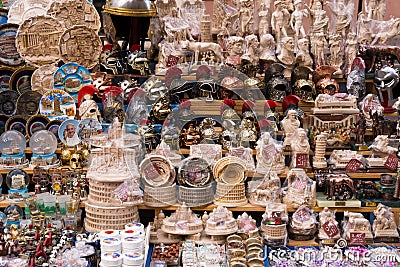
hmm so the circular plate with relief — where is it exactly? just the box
[39,89,76,121]
[15,15,63,67]
[5,115,27,137]
[26,114,49,138]
[7,0,52,24]
[46,0,100,32]
[53,62,92,94]
[0,90,18,115]
[0,23,24,66]
[31,64,58,95]
[178,157,212,187]
[139,155,176,187]
[9,66,34,95]
[16,90,42,117]
[46,120,62,143]
[58,25,102,70]
[0,67,13,93]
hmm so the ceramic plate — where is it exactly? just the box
[53,62,92,94]
[58,25,102,70]
[77,117,102,142]
[15,15,63,66]
[8,0,52,24]
[58,119,80,146]
[16,90,42,116]
[46,119,62,143]
[26,114,49,138]
[5,115,27,136]
[0,90,18,115]
[39,89,76,120]
[31,64,58,94]
[0,23,24,66]
[9,66,34,94]
[0,67,13,93]
[46,0,100,32]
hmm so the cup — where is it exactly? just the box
[58,195,71,215]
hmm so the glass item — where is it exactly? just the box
[29,130,57,155]
[4,204,23,223]
[0,130,25,156]
[6,168,28,191]
[58,195,71,215]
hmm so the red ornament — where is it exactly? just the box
[265,100,278,111]
[282,94,301,112]
[242,100,255,113]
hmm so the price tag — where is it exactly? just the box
[322,219,339,238]
[334,201,346,206]
[384,154,398,171]
[346,159,362,173]
[349,232,366,246]
[296,153,309,168]
[167,55,179,67]
[365,202,376,207]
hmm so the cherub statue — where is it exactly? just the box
[290,0,307,52]
[271,0,290,52]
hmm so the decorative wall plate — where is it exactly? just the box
[58,25,102,70]
[0,67,13,93]
[47,0,100,32]
[16,90,41,116]
[46,119,62,143]
[26,114,49,138]
[31,64,58,94]
[139,155,176,187]
[77,117,102,142]
[9,66,34,94]
[58,119,80,146]
[7,0,52,24]
[5,115,27,136]
[53,62,92,94]
[39,89,76,120]
[178,157,212,187]
[15,15,63,67]
[0,23,24,66]
[0,90,18,115]
[0,114,9,135]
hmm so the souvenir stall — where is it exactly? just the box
[0,0,400,266]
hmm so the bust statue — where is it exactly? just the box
[290,128,310,168]
[281,109,301,146]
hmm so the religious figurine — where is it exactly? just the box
[296,38,313,68]
[226,36,244,66]
[258,1,271,36]
[238,0,254,36]
[290,128,310,168]
[281,109,300,146]
[255,132,285,174]
[327,0,353,37]
[290,0,306,52]
[241,34,259,65]
[328,34,343,74]
[365,0,386,21]
[271,0,290,52]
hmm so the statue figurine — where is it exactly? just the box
[305,0,329,36]
[311,33,327,67]
[326,0,353,37]
[344,32,359,75]
[328,34,343,75]
[271,0,290,52]
[258,1,271,36]
[296,38,313,68]
[259,34,277,73]
[290,0,307,52]
[226,36,245,66]
[281,109,301,146]
[238,0,254,36]
[365,0,386,21]
[318,207,340,240]
[255,132,285,174]
[290,128,310,168]
[277,36,295,77]
[163,7,194,43]
[241,34,260,66]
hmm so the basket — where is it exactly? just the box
[85,203,139,232]
[214,182,247,207]
[177,183,214,207]
[143,184,177,207]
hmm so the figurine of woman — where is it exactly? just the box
[365,0,386,21]
[311,33,327,67]
[290,0,306,52]
[255,132,285,174]
[226,36,244,66]
[281,109,300,146]
[163,7,193,42]
[328,34,343,74]
[258,1,271,35]
[344,32,358,74]
[271,0,290,52]
[305,1,329,36]
[238,0,254,36]
[290,128,310,168]
[295,38,313,68]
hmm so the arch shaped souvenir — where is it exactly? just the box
[46,120,62,143]
[0,114,9,135]
[5,116,27,137]
[39,89,76,121]
[0,67,13,92]
[7,0,52,25]
[178,157,212,187]
[16,90,42,117]
[46,0,101,32]
[0,23,24,66]
[31,64,58,95]
[58,119,80,147]
[0,90,18,115]
[15,16,63,67]
[102,86,125,123]
[26,114,50,138]
[9,66,35,95]
[53,63,92,94]
[58,25,102,70]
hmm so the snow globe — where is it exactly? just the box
[6,169,29,202]
[0,130,28,169]
[29,130,59,168]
